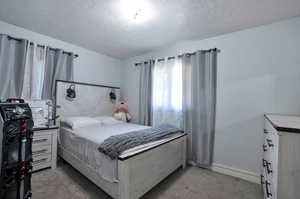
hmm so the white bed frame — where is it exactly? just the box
[59,134,186,199]
[55,80,187,199]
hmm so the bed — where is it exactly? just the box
[55,80,187,199]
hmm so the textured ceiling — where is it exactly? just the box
[0,0,300,59]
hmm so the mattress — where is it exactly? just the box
[59,122,182,183]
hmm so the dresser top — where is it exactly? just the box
[265,114,300,133]
[33,125,59,131]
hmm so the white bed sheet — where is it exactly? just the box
[59,123,181,183]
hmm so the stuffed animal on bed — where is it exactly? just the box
[114,101,131,122]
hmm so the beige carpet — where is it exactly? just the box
[32,161,263,199]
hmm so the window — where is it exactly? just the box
[152,57,183,127]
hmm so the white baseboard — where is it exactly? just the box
[211,163,260,184]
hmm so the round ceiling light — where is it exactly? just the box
[119,0,154,23]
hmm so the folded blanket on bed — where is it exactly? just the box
[98,124,182,159]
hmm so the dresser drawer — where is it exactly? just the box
[264,179,275,199]
[32,154,51,167]
[264,129,278,146]
[263,159,278,188]
[32,134,52,147]
[32,145,51,156]
[263,128,279,161]
[262,158,274,175]
[262,172,275,199]
[262,135,278,187]
[263,138,277,160]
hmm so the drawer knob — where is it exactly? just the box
[263,159,272,174]
[265,181,272,197]
[266,139,274,147]
[266,162,273,174]
[262,159,267,167]
[263,144,267,152]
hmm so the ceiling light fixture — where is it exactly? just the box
[119,0,153,23]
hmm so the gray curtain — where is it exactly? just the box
[138,60,154,125]
[0,35,27,99]
[182,50,217,166]
[42,49,74,100]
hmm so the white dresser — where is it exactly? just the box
[32,126,59,171]
[262,114,300,199]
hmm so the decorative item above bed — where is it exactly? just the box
[55,80,120,118]
[66,84,76,101]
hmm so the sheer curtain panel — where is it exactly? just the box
[22,43,47,99]
[0,35,27,99]
[182,50,217,166]
[152,58,183,128]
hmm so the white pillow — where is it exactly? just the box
[61,117,100,129]
[93,116,124,125]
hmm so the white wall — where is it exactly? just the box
[0,20,121,87]
[120,16,300,175]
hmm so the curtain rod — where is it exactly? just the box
[135,48,220,66]
[1,34,79,58]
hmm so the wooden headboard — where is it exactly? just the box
[55,80,120,118]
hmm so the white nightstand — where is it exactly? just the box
[32,126,59,171]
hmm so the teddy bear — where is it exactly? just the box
[114,101,131,122]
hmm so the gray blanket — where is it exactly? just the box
[98,124,182,159]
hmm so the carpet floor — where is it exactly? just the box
[31,161,263,199]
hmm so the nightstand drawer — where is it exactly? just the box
[32,145,51,156]
[32,154,51,166]
[32,134,52,146]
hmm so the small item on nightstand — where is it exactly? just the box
[48,119,55,126]
[46,101,61,126]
